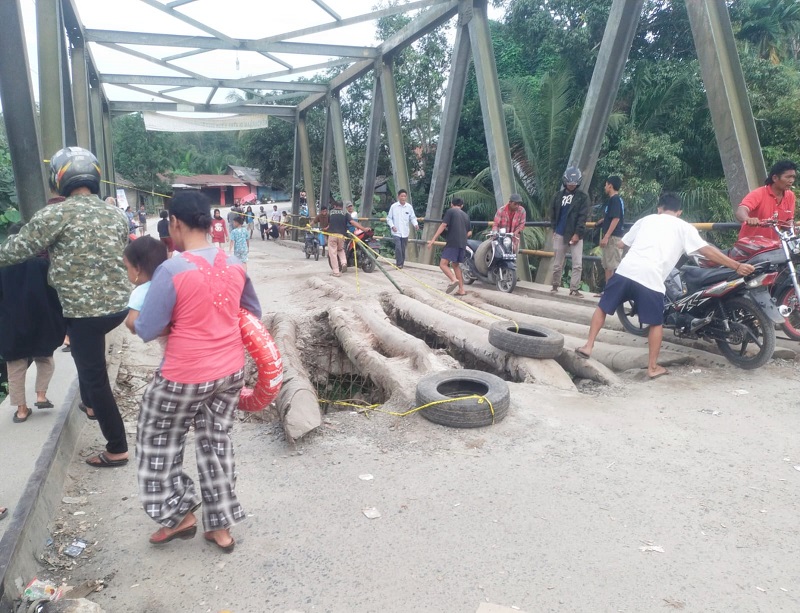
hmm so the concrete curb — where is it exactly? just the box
[0,378,81,611]
[0,330,125,612]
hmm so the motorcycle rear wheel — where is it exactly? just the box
[715,296,776,369]
[460,263,476,285]
[776,285,800,340]
[474,241,493,276]
[360,249,376,273]
[496,267,517,293]
[616,300,650,337]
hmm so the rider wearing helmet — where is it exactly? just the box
[550,165,590,297]
[0,147,131,467]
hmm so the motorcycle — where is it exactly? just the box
[304,228,320,261]
[617,263,785,369]
[327,228,381,273]
[696,221,800,340]
[460,229,518,293]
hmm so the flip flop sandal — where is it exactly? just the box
[446,281,459,294]
[149,524,197,545]
[0,508,8,521]
[204,532,235,554]
[35,400,54,409]
[12,408,32,423]
[78,403,97,421]
[574,348,591,360]
[85,452,129,468]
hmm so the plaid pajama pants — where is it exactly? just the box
[136,368,246,530]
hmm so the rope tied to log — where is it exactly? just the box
[319,394,497,424]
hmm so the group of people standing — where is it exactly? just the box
[0,147,259,551]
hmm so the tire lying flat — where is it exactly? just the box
[415,369,510,428]
[487,320,564,359]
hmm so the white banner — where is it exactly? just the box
[143,112,270,132]
[116,188,129,210]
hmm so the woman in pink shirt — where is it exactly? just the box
[134,191,261,553]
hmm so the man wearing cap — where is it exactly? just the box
[493,194,527,251]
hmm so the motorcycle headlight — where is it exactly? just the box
[503,237,512,248]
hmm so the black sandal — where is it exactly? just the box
[78,403,97,421]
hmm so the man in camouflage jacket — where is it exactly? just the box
[0,187,131,466]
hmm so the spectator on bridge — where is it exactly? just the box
[209,209,228,248]
[596,175,625,293]
[258,206,269,240]
[0,147,130,466]
[0,222,65,423]
[550,166,590,297]
[387,189,419,269]
[138,204,148,237]
[134,190,261,552]
[270,205,281,240]
[244,205,255,239]
[312,206,329,255]
[493,193,527,251]
[326,201,350,276]
[736,159,797,241]
[427,197,472,296]
[157,210,173,256]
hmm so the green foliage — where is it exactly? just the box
[112,113,177,197]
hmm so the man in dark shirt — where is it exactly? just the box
[597,175,625,286]
[325,202,350,276]
[427,198,471,295]
[550,166,590,296]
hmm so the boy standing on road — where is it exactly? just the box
[427,198,471,296]
[576,193,755,380]
[326,201,349,277]
[386,189,418,269]
[138,204,148,237]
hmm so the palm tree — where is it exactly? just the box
[736,0,800,63]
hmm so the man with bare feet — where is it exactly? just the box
[427,198,471,296]
[576,193,754,380]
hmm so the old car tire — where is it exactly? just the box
[487,320,564,359]
[474,240,493,276]
[415,369,510,428]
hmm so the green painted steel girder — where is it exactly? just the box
[685,0,766,206]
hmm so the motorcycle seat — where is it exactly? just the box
[680,265,735,293]
[466,238,482,251]
[747,248,785,267]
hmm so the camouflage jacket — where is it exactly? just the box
[0,195,130,318]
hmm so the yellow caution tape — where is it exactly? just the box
[319,394,496,424]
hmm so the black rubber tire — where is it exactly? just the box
[496,268,517,293]
[776,284,800,341]
[616,300,650,337]
[360,250,376,273]
[314,245,319,261]
[715,295,776,369]
[305,247,311,259]
[460,263,476,284]
[474,240,493,276]
[415,369,510,428]
[487,320,564,358]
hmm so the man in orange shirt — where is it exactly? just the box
[736,160,797,241]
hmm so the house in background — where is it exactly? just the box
[115,176,166,212]
[171,174,249,206]
[227,165,291,202]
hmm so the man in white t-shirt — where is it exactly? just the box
[386,189,419,268]
[575,193,755,379]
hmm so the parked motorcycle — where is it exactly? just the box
[304,228,320,261]
[617,263,785,369]
[696,221,800,340]
[461,229,518,293]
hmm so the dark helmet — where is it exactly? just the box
[49,147,101,196]
[562,165,582,188]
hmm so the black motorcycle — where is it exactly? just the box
[617,263,784,369]
[461,229,518,293]
[326,228,380,273]
[304,229,320,261]
[694,221,800,340]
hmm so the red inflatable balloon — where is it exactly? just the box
[238,308,283,412]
